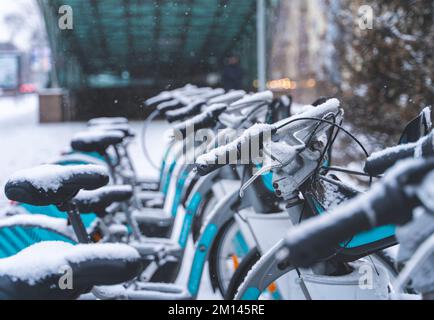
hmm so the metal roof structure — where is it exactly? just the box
[38,0,259,89]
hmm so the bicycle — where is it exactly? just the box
[225,126,434,300]
[195,103,431,299]
[233,157,434,300]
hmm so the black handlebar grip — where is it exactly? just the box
[194,126,277,176]
[157,100,184,115]
[282,158,434,268]
[195,162,227,176]
[364,132,434,176]
[173,104,227,137]
[311,96,333,107]
[282,182,413,268]
[165,100,206,123]
[145,96,171,108]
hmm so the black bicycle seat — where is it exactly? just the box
[74,185,133,217]
[5,165,109,206]
[71,131,125,154]
[0,242,142,300]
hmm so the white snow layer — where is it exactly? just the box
[157,99,180,109]
[199,88,226,101]
[75,185,133,202]
[208,90,247,105]
[196,123,275,165]
[7,164,108,192]
[368,132,433,162]
[230,90,274,108]
[175,103,226,131]
[89,123,132,134]
[73,130,125,143]
[0,242,139,285]
[145,91,172,106]
[88,117,129,126]
[423,107,433,130]
[0,214,75,238]
[275,98,341,131]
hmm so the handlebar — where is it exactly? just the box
[198,88,226,101]
[229,91,274,110]
[195,123,276,176]
[145,85,218,108]
[156,99,184,115]
[364,132,434,176]
[165,100,206,123]
[208,90,246,105]
[195,99,341,176]
[279,158,434,268]
[144,92,172,107]
[172,104,227,138]
[311,96,333,107]
[144,84,197,107]
[195,162,228,176]
[274,98,340,136]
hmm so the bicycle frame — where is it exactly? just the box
[0,215,77,258]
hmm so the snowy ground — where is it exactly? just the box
[0,94,218,299]
[0,95,83,206]
[0,94,166,203]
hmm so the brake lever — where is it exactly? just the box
[239,142,304,198]
[239,161,281,198]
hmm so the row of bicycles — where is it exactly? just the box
[0,84,433,300]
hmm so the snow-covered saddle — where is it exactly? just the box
[90,123,135,139]
[4,165,109,206]
[74,185,133,217]
[0,242,142,300]
[88,117,129,127]
[71,130,125,154]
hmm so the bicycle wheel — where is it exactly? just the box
[225,247,261,300]
[209,217,252,297]
[229,251,405,300]
[191,193,218,243]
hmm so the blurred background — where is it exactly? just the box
[0,0,49,94]
[0,0,433,147]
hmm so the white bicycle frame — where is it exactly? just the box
[233,206,394,300]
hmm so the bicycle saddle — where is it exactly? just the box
[4,165,109,206]
[0,242,142,300]
[92,124,135,138]
[71,131,125,154]
[74,185,133,217]
[88,117,129,126]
